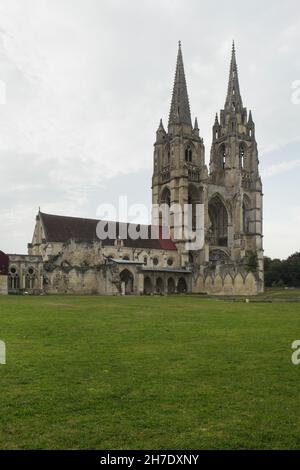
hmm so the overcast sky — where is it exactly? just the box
[0,0,299,258]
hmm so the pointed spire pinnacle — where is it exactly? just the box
[225,41,243,113]
[247,110,255,138]
[214,113,219,125]
[156,118,166,143]
[157,118,165,132]
[168,41,192,129]
[193,117,200,137]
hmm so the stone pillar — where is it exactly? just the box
[121,281,126,296]
[138,273,144,295]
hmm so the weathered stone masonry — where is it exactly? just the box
[4,42,263,296]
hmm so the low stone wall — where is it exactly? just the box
[194,271,261,296]
[0,275,8,295]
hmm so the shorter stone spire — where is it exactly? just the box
[225,41,243,113]
[213,113,220,141]
[156,118,166,143]
[168,41,192,129]
[193,117,199,136]
[157,118,165,132]
[247,110,255,138]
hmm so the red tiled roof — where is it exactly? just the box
[0,251,9,275]
[40,213,177,251]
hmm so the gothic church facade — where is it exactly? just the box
[3,43,264,296]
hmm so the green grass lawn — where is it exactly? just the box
[0,294,299,450]
[259,288,300,299]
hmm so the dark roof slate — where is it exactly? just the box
[40,213,177,251]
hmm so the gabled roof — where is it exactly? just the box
[39,213,177,251]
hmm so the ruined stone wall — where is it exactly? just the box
[44,264,136,296]
[40,238,181,295]
[0,276,8,295]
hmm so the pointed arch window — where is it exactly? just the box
[163,144,171,167]
[219,144,226,169]
[239,143,245,169]
[243,195,251,234]
[208,195,229,247]
[9,266,20,290]
[25,267,36,290]
[188,184,203,232]
[161,187,171,207]
[185,146,193,162]
[9,274,20,290]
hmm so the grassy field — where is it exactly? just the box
[0,293,299,450]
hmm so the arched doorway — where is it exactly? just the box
[177,277,188,294]
[120,269,134,295]
[208,195,229,247]
[156,277,164,294]
[167,277,176,294]
[144,277,152,295]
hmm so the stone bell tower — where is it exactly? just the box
[152,42,208,266]
[208,42,264,287]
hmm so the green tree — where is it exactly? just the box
[247,251,258,272]
[264,252,300,287]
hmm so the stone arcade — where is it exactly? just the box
[5,43,264,296]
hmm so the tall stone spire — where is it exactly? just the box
[168,41,192,129]
[225,41,243,113]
